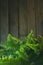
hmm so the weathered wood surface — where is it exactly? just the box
[27,0,35,35]
[0,0,43,42]
[19,0,28,38]
[8,0,18,37]
[35,0,43,36]
[1,0,8,42]
[0,0,1,41]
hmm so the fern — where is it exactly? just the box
[0,31,43,65]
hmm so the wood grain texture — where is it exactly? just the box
[0,0,43,42]
[0,0,1,42]
[8,0,18,37]
[19,0,28,38]
[1,0,8,42]
[35,0,43,36]
[27,0,35,35]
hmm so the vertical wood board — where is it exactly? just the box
[1,0,8,42]
[9,0,18,37]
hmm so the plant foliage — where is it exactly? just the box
[0,31,43,65]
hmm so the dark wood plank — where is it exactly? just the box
[35,0,43,36]
[0,0,1,42]
[1,0,8,42]
[9,0,18,37]
[19,0,28,38]
[27,0,35,35]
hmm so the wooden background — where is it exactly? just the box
[0,0,43,42]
